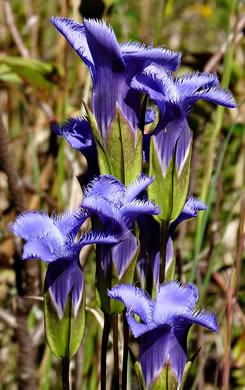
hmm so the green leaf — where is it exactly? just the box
[134,361,146,390]
[148,137,192,223]
[151,360,178,390]
[179,361,192,390]
[171,142,192,222]
[0,56,59,90]
[44,288,85,360]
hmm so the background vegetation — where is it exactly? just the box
[0,0,244,389]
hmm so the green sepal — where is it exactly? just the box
[84,103,111,175]
[84,103,142,184]
[44,288,85,360]
[151,359,178,390]
[105,105,142,185]
[179,361,192,390]
[165,251,176,281]
[134,361,146,390]
[96,242,140,317]
[148,137,192,223]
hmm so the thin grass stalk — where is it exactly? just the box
[222,199,245,390]
[28,131,41,197]
[196,0,239,246]
[197,190,243,308]
[57,4,69,208]
[154,0,167,45]
[189,100,245,283]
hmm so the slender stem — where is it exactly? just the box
[196,0,238,254]
[159,221,169,284]
[122,310,129,390]
[101,315,112,390]
[112,315,119,390]
[61,358,70,390]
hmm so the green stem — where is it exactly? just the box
[122,310,129,390]
[159,221,169,284]
[61,358,70,390]
[112,315,119,390]
[101,315,112,390]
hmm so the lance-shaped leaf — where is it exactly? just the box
[108,282,218,389]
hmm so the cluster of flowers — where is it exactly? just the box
[10,17,236,389]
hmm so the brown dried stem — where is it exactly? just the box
[3,0,30,58]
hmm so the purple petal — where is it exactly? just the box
[179,308,218,332]
[126,312,150,338]
[83,19,126,140]
[131,69,167,102]
[152,282,198,325]
[176,72,219,96]
[77,229,119,249]
[45,259,84,319]
[50,17,95,82]
[120,199,160,222]
[139,326,186,388]
[22,238,57,262]
[97,244,111,274]
[108,284,153,325]
[84,175,125,204]
[145,108,156,125]
[121,42,181,72]
[9,211,63,243]
[52,116,94,150]
[175,119,192,175]
[52,117,99,180]
[183,86,237,109]
[54,209,89,239]
[81,194,123,233]
[153,118,191,175]
[165,236,174,273]
[111,231,138,277]
[125,174,154,203]
[170,196,207,233]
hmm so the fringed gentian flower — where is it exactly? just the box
[81,174,159,278]
[52,115,99,180]
[108,282,218,389]
[137,196,207,288]
[10,209,117,319]
[50,17,181,142]
[132,67,237,171]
